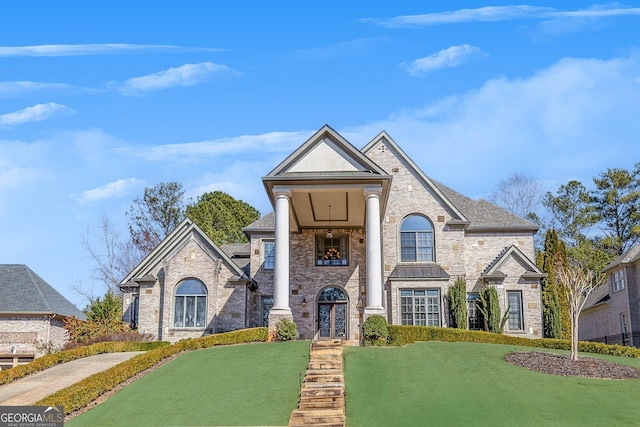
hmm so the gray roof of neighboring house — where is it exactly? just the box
[0,264,86,319]
[603,244,640,272]
[583,282,611,310]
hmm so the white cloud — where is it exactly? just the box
[343,54,640,199]
[0,167,47,191]
[0,103,75,127]
[403,44,488,75]
[115,62,240,95]
[0,81,85,97]
[294,37,388,60]
[122,130,311,161]
[0,43,222,57]
[367,5,640,27]
[77,178,145,203]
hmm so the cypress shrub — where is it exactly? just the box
[448,277,468,329]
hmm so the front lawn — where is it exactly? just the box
[344,341,640,426]
[68,340,310,426]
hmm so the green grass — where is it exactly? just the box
[344,341,640,427]
[67,341,309,427]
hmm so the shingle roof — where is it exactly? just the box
[0,264,86,319]
[220,242,251,274]
[243,212,275,233]
[432,180,538,231]
[603,244,640,272]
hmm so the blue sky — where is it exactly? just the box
[1,2,639,309]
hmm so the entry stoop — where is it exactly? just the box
[289,340,345,427]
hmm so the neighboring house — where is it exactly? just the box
[580,245,640,347]
[121,125,543,343]
[0,264,86,367]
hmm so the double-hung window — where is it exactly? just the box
[612,270,625,292]
[400,215,434,262]
[400,289,440,326]
[263,240,275,270]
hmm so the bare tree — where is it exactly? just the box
[490,173,543,220]
[556,262,606,361]
[82,216,144,298]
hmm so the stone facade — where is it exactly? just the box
[0,316,67,357]
[121,223,250,343]
[124,126,544,344]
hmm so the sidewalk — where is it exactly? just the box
[0,351,144,406]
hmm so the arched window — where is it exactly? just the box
[173,279,207,328]
[400,215,434,262]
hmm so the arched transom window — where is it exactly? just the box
[173,279,207,328]
[400,214,434,262]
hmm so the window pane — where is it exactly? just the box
[185,296,195,327]
[401,232,416,262]
[176,279,207,295]
[263,241,275,270]
[196,296,206,327]
[317,235,348,266]
[427,291,440,326]
[174,296,184,327]
[507,292,523,330]
[401,215,433,231]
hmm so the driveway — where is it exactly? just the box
[0,351,144,406]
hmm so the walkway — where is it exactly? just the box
[289,340,345,427]
[0,351,144,406]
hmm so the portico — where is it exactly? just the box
[261,125,391,339]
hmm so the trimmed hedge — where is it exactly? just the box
[0,341,168,386]
[37,328,268,415]
[387,325,640,358]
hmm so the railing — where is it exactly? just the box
[586,331,640,348]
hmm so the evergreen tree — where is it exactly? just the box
[540,229,570,339]
[478,286,506,333]
[448,277,468,329]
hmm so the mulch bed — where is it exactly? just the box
[505,351,640,379]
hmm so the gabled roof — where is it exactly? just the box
[582,283,611,311]
[362,131,468,223]
[265,125,388,178]
[0,264,86,319]
[243,212,276,234]
[120,218,249,286]
[481,245,545,280]
[603,244,640,272]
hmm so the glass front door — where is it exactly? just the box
[317,287,348,339]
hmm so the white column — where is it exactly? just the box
[271,187,292,315]
[364,186,385,314]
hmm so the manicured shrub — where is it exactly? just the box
[37,328,269,415]
[386,325,640,358]
[363,315,389,346]
[275,319,298,341]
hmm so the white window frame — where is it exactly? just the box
[173,279,207,329]
[612,270,625,292]
[400,289,440,327]
[400,214,435,263]
[262,240,275,271]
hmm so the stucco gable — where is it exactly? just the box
[120,219,248,286]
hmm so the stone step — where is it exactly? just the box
[304,374,343,382]
[306,369,343,376]
[302,382,343,389]
[311,340,342,348]
[290,422,344,427]
[290,410,344,425]
[298,400,344,410]
[308,361,341,369]
[300,387,343,398]
[298,395,344,404]
[291,409,343,418]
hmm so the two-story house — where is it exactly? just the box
[120,125,543,343]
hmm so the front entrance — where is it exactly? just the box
[317,287,348,339]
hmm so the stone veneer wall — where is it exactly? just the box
[0,316,68,356]
[133,233,247,343]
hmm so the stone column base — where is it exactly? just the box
[267,308,294,341]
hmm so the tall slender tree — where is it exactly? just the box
[448,277,468,329]
[127,182,185,254]
[539,229,569,339]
